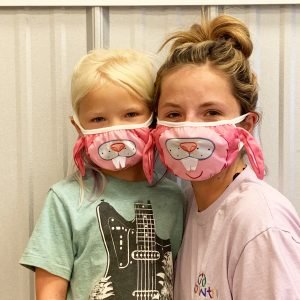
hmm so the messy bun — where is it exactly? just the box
[155,15,258,114]
[209,15,253,58]
[164,15,252,59]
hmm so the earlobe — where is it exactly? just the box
[70,116,83,135]
[242,112,259,133]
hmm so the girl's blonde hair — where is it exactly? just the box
[154,15,258,115]
[71,48,155,116]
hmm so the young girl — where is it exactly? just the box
[149,15,300,299]
[20,48,184,300]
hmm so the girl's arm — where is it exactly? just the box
[35,268,69,300]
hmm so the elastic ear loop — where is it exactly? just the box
[236,127,265,179]
[73,136,86,177]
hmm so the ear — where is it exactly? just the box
[70,116,82,135]
[240,112,259,133]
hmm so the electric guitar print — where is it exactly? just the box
[89,200,173,300]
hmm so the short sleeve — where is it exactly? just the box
[232,227,300,299]
[19,189,74,281]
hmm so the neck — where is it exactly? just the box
[101,162,147,182]
[192,158,246,212]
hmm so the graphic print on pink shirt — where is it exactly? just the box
[194,272,218,299]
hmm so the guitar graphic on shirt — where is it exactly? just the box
[89,200,173,300]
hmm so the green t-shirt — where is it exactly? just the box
[20,173,184,299]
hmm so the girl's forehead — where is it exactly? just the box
[79,82,149,113]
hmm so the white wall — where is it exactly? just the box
[224,5,300,211]
[0,7,87,299]
[0,4,299,299]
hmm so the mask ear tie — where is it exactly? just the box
[236,127,265,180]
[143,130,155,184]
[73,136,86,177]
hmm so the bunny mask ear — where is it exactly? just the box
[142,131,155,184]
[236,127,265,179]
[73,136,86,177]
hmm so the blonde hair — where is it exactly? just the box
[70,48,156,203]
[71,48,155,116]
[154,15,258,115]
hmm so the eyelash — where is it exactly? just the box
[125,112,139,118]
[91,117,105,123]
[165,112,181,119]
[205,110,221,116]
[163,110,222,121]
[90,112,139,122]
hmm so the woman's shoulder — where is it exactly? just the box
[237,170,297,218]
[226,168,300,241]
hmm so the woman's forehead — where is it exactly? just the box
[160,66,235,101]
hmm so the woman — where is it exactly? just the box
[151,15,300,299]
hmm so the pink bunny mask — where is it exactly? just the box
[72,115,153,178]
[144,114,265,182]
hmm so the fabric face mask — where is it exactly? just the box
[72,115,153,180]
[150,114,264,181]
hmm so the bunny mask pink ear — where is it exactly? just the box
[73,136,86,177]
[236,127,265,179]
[142,131,155,184]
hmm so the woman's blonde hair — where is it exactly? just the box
[154,15,258,115]
[71,48,155,116]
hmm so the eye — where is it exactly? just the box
[125,112,139,118]
[164,112,182,120]
[205,110,221,116]
[91,116,105,123]
[202,110,223,121]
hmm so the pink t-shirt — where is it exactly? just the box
[175,166,300,300]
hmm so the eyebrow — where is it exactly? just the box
[199,101,224,108]
[158,102,182,108]
[159,101,224,109]
[87,112,105,117]
[124,105,145,111]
